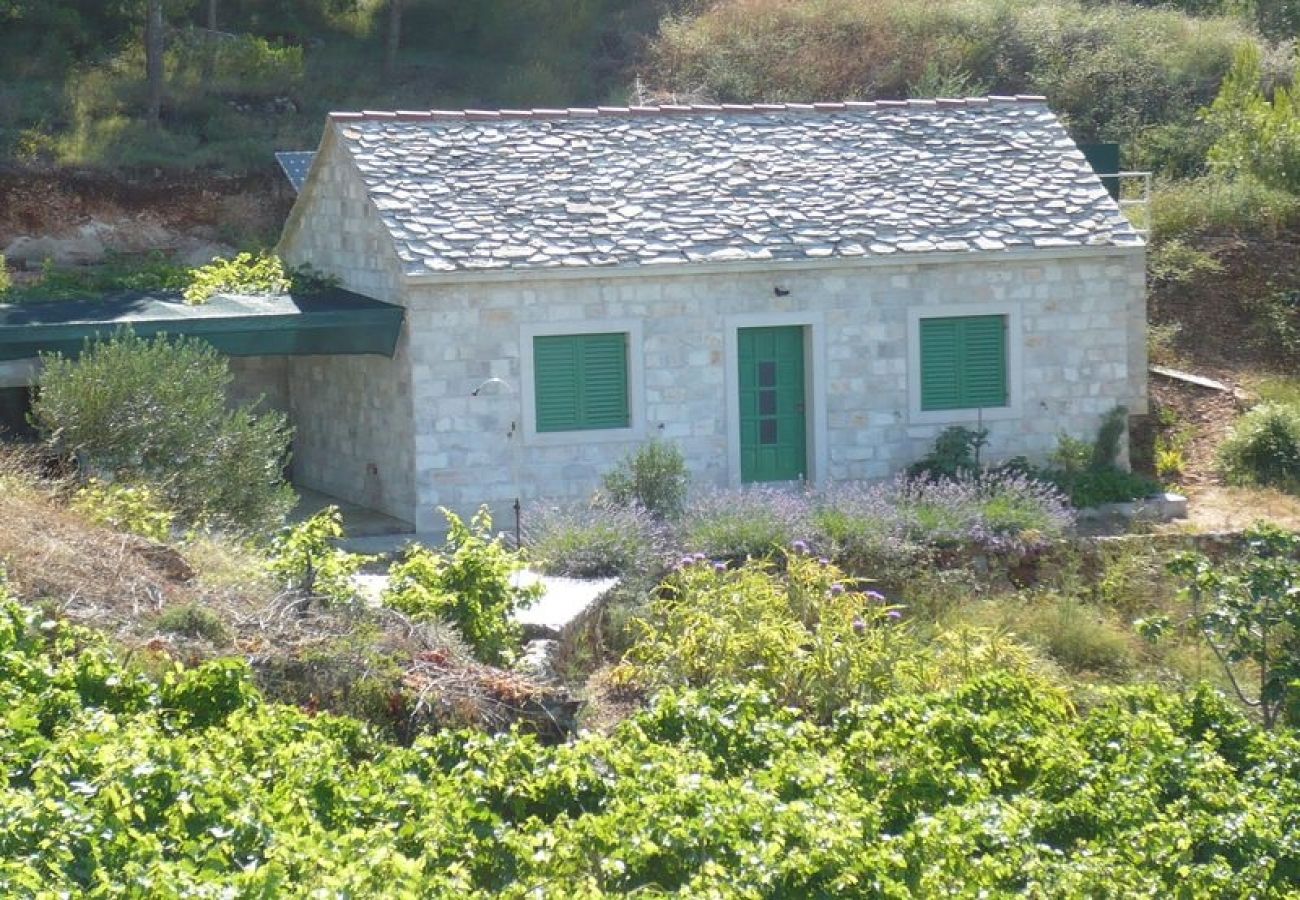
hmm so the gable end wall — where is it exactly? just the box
[275,130,416,524]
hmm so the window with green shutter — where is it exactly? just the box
[919,315,1008,411]
[533,332,630,432]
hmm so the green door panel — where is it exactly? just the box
[738,325,807,483]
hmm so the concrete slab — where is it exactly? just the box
[347,567,616,638]
[514,571,618,634]
[291,486,414,538]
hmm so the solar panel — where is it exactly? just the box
[275,151,316,193]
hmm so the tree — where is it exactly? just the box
[383,0,402,82]
[145,0,165,127]
[1170,525,1300,730]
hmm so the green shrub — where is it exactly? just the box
[168,31,306,100]
[600,438,689,519]
[618,554,911,720]
[270,506,372,604]
[1242,288,1300,360]
[1217,402,1300,491]
[152,602,232,646]
[383,507,541,665]
[32,331,296,533]
[1172,525,1300,728]
[1150,175,1300,239]
[71,479,174,541]
[1148,238,1224,286]
[1041,466,1162,507]
[1205,44,1300,195]
[907,425,988,479]
[0,254,10,294]
[184,251,289,304]
[1027,409,1161,507]
[527,501,665,578]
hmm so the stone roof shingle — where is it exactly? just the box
[327,99,1142,276]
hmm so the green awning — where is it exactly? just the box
[0,288,404,362]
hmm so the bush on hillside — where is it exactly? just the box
[1206,44,1300,195]
[1150,175,1300,239]
[71,479,175,542]
[652,0,1256,174]
[617,553,920,719]
[269,506,373,604]
[31,331,295,533]
[1217,402,1300,491]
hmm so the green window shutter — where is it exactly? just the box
[919,315,1007,411]
[958,315,1007,409]
[533,333,629,432]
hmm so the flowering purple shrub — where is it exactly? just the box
[809,479,924,575]
[525,501,668,578]
[893,471,1075,553]
[679,486,812,560]
[811,472,1074,562]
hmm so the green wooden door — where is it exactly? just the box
[738,326,807,483]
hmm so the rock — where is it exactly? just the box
[4,226,107,267]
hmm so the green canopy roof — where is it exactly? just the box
[0,288,404,362]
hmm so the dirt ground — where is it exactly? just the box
[1138,231,1300,532]
[0,167,293,261]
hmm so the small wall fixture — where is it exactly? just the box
[774,286,790,297]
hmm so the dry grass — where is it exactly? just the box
[0,447,574,739]
[0,448,198,634]
[1177,484,1300,533]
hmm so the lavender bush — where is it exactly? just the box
[893,471,1075,553]
[526,501,668,578]
[679,485,812,560]
[809,480,924,575]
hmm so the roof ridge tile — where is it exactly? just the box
[329,95,1055,124]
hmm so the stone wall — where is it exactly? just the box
[226,356,289,414]
[276,124,416,525]
[276,127,404,304]
[402,249,1146,532]
[288,337,415,526]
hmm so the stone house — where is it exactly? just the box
[272,97,1146,534]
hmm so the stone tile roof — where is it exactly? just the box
[327,99,1142,276]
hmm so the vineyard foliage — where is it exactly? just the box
[3,590,1300,896]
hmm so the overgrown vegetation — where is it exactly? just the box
[33,331,295,533]
[71,479,175,542]
[384,507,541,665]
[0,250,337,305]
[4,583,1300,895]
[1219,402,1300,492]
[269,506,372,604]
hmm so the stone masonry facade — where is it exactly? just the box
[402,250,1146,533]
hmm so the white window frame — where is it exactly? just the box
[724,311,829,487]
[907,302,1024,425]
[519,319,646,447]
